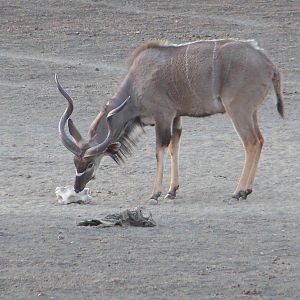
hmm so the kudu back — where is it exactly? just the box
[56,39,284,203]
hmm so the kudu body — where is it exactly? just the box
[56,39,284,203]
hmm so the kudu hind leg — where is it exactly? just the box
[246,111,264,190]
[165,117,182,199]
[227,107,262,199]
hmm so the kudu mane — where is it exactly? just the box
[126,39,169,66]
[93,103,144,165]
[111,117,144,165]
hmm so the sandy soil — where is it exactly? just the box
[0,0,299,299]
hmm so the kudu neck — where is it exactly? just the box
[93,76,136,146]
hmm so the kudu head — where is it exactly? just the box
[55,74,129,193]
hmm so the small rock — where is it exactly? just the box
[242,289,261,295]
[58,234,64,240]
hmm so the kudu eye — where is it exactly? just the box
[87,163,94,169]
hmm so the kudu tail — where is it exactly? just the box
[272,68,284,118]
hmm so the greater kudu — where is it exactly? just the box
[56,39,284,204]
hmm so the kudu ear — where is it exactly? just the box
[68,119,86,147]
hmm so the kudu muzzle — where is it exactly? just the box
[74,166,95,193]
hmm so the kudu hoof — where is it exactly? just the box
[148,192,161,205]
[148,198,159,205]
[164,193,176,200]
[164,186,179,199]
[232,189,252,200]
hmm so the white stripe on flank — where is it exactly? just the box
[184,45,198,100]
[211,41,218,101]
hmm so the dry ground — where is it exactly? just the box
[0,1,299,299]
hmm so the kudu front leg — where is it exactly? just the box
[149,145,166,204]
[165,117,182,199]
[149,119,173,205]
